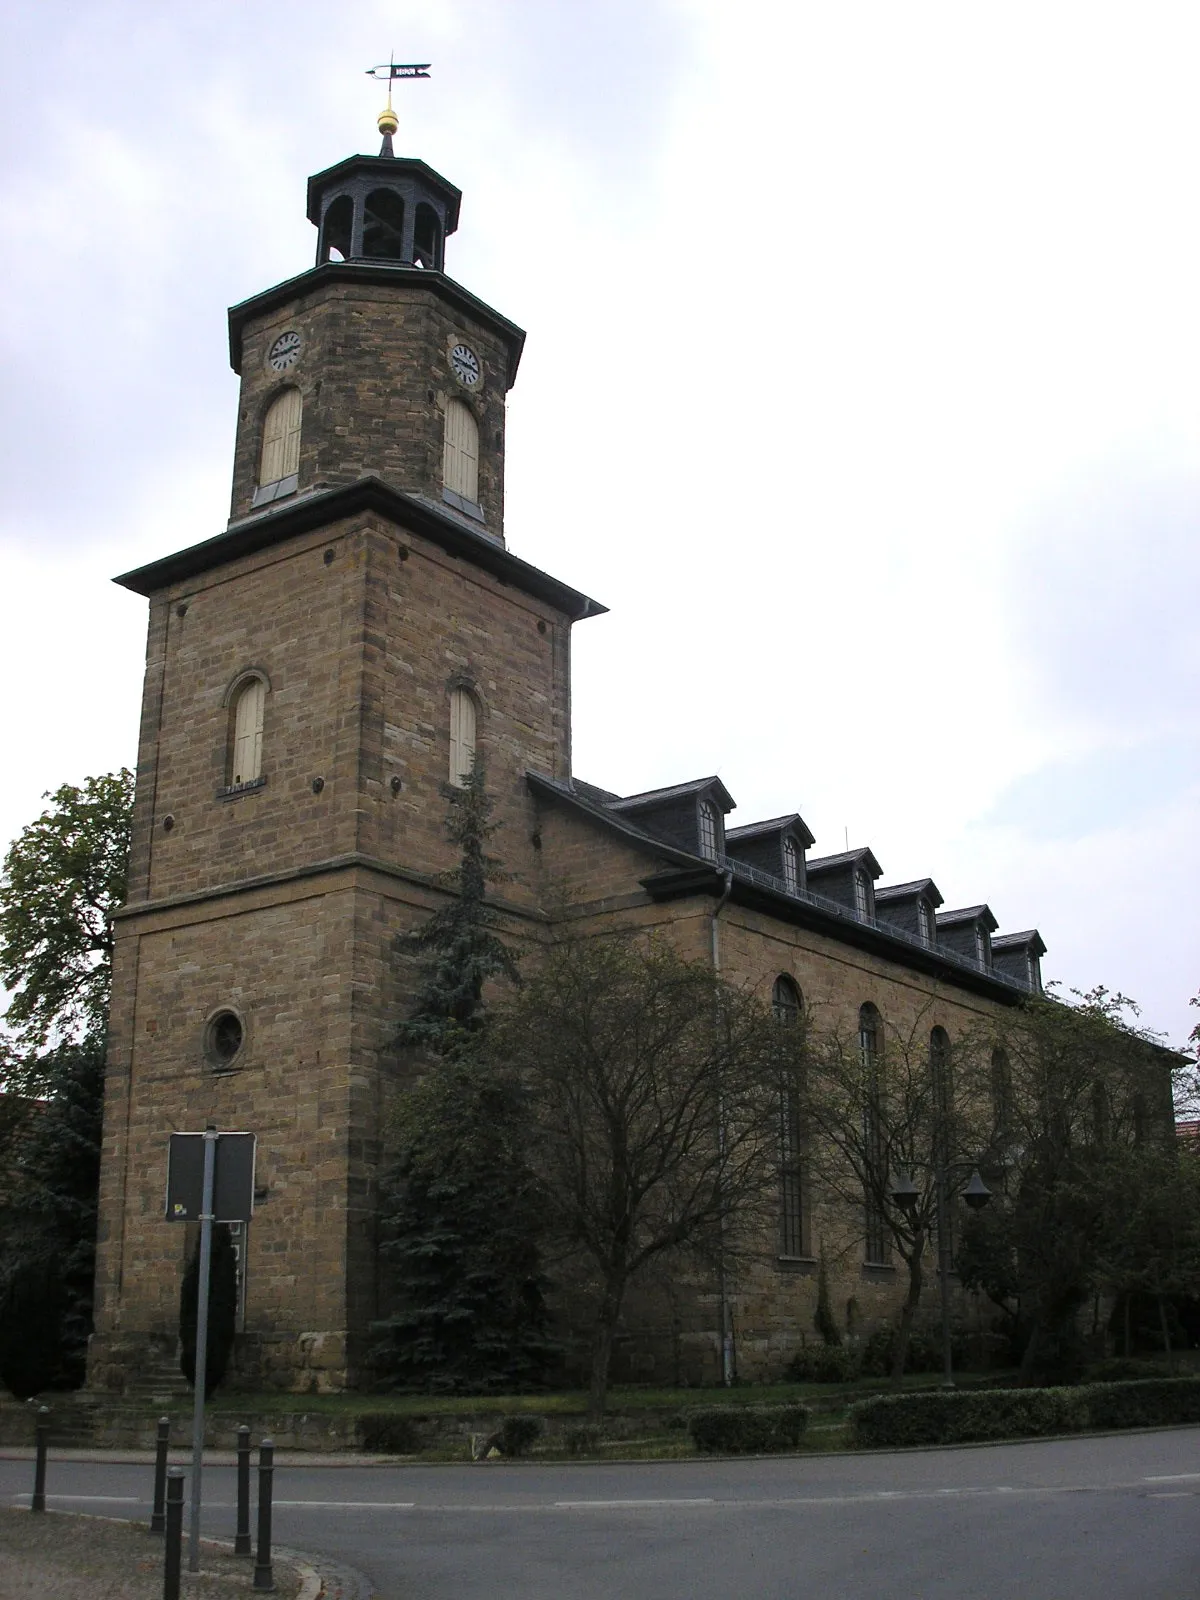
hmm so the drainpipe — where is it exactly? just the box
[712,867,735,1386]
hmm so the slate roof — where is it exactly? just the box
[725,813,817,848]
[609,776,736,814]
[937,904,999,932]
[875,878,944,907]
[992,929,1047,956]
[807,847,884,879]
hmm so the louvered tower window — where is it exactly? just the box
[230,678,266,787]
[443,399,480,503]
[449,688,477,788]
[259,388,302,487]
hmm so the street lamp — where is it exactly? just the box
[889,1166,990,1387]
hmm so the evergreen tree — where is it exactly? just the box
[179,1224,239,1398]
[393,762,518,1057]
[0,1037,105,1396]
[374,766,552,1391]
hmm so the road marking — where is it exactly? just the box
[11,1495,140,1505]
[1148,1492,1193,1499]
[1145,1473,1200,1482]
[554,1498,715,1509]
[274,1500,416,1510]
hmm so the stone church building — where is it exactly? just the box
[88,117,1046,1394]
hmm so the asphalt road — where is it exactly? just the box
[5,1428,1200,1599]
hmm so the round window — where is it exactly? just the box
[205,1010,245,1069]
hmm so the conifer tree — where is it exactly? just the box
[374,765,552,1391]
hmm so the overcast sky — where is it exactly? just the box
[1,0,1196,1048]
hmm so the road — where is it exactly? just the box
[5,1428,1200,1599]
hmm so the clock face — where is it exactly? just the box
[267,330,302,372]
[449,343,481,387]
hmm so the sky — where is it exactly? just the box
[0,0,1196,1049]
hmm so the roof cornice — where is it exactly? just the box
[113,478,607,620]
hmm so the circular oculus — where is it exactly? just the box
[267,330,302,371]
[449,343,481,386]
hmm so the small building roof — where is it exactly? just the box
[807,847,883,880]
[609,776,736,815]
[725,813,816,849]
[991,929,1047,957]
[875,878,944,908]
[937,904,999,933]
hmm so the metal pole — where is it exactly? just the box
[235,1425,252,1555]
[937,1158,954,1389]
[253,1438,275,1591]
[31,1406,49,1513]
[163,1468,185,1600]
[150,1415,170,1533]
[188,1124,218,1572]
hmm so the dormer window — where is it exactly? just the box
[976,927,991,967]
[698,801,720,861]
[854,869,870,918]
[916,900,933,945]
[782,835,801,893]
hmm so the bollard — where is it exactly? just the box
[150,1416,171,1534]
[234,1425,252,1555]
[163,1468,185,1600]
[31,1406,49,1513]
[253,1437,275,1592]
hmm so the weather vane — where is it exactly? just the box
[365,58,431,150]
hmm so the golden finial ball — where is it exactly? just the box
[378,107,399,136]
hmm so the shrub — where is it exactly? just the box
[785,1345,860,1383]
[849,1386,1088,1449]
[1084,1357,1173,1385]
[687,1403,809,1455]
[358,1413,423,1454]
[1082,1377,1200,1431]
[496,1414,543,1456]
[564,1424,603,1456]
[859,1321,969,1378]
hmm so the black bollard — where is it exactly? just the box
[235,1425,252,1555]
[253,1437,275,1592]
[150,1416,171,1534]
[163,1468,185,1600]
[31,1406,49,1513]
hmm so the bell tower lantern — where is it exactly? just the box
[226,108,523,538]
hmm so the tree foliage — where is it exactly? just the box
[372,1054,555,1391]
[0,770,133,1062]
[0,1037,105,1397]
[394,763,518,1058]
[480,938,803,1414]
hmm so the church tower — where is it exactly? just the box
[88,109,603,1393]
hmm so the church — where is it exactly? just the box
[88,109,1046,1394]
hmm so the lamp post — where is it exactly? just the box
[890,1165,990,1387]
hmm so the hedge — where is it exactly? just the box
[849,1376,1200,1449]
[687,1403,809,1455]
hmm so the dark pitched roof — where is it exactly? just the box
[725,813,816,849]
[526,773,703,868]
[113,478,607,621]
[992,929,1047,957]
[875,878,944,908]
[807,847,883,879]
[571,778,622,806]
[937,904,999,933]
[609,776,736,814]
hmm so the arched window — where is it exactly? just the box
[320,194,353,262]
[363,189,406,258]
[698,801,720,862]
[976,926,991,967]
[449,687,477,787]
[229,677,266,787]
[990,1047,1012,1134]
[772,975,802,1026]
[916,899,933,946]
[443,399,479,503]
[782,835,801,894]
[414,202,442,269]
[859,1003,890,1265]
[259,388,302,488]
[930,1027,952,1124]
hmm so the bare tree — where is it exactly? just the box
[799,1005,991,1379]
[482,938,803,1414]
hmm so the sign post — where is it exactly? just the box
[165,1127,256,1575]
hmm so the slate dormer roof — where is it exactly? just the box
[609,776,736,815]
[936,904,998,932]
[875,878,944,944]
[936,904,998,968]
[806,847,884,878]
[606,776,735,862]
[725,813,816,849]
[992,930,1047,994]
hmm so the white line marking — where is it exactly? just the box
[10,1495,141,1505]
[554,1498,715,1509]
[273,1500,416,1510]
[1145,1473,1200,1482]
[1148,1492,1192,1499]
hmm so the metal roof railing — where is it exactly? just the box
[718,854,1031,994]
